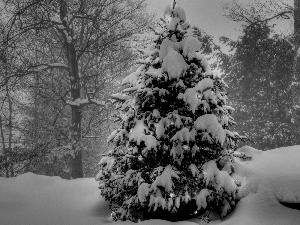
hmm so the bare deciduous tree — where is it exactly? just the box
[0,0,150,178]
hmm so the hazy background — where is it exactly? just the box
[146,0,293,39]
[146,0,246,39]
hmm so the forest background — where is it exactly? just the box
[0,0,299,179]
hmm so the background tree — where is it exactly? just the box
[217,0,299,150]
[0,0,150,178]
[223,23,295,150]
[0,20,36,177]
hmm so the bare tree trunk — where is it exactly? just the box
[0,115,9,177]
[1,48,14,177]
[6,85,14,177]
[292,0,300,128]
[1,42,10,177]
[68,43,83,179]
[60,0,83,178]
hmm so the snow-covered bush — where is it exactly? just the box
[96,1,246,222]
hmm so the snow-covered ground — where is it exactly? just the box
[1,145,300,225]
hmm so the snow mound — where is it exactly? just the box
[0,173,110,225]
[235,145,300,204]
[168,17,180,31]
[182,36,202,58]
[220,190,300,225]
[164,3,186,23]
[162,48,188,80]
[159,39,181,61]
[194,114,225,145]
[151,165,179,192]
[182,78,215,113]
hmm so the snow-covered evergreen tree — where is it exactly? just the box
[96,1,246,222]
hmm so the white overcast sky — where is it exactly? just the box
[146,0,246,39]
[146,0,293,40]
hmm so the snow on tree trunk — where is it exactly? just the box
[60,0,83,179]
[97,1,246,222]
[68,32,83,179]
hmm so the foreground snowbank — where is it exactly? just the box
[1,145,300,225]
[0,174,110,225]
[219,145,300,225]
[236,145,300,203]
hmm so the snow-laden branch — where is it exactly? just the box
[66,93,131,108]
[110,93,130,102]
[32,63,69,71]
[66,98,111,108]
